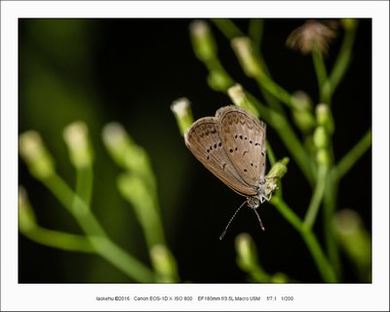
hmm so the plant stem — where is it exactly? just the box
[300,227,337,282]
[76,166,93,205]
[334,130,371,181]
[22,227,94,253]
[304,165,328,229]
[270,196,303,232]
[266,141,276,166]
[326,23,357,102]
[271,196,337,282]
[43,174,155,282]
[248,19,264,55]
[212,19,244,39]
[312,49,328,103]
[323,172,341,275]
[256,73,293,108]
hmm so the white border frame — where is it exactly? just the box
[1,1,389,311]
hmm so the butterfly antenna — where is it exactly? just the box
[253,208,265,231]
[219,200,247,240]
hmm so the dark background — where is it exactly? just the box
[19,19,371,283]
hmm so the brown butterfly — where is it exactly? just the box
[185,106,270,239]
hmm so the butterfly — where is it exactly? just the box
[184,106,272,239]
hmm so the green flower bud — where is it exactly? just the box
[228,84,259,117]
[291,91,315,133]
[63,121,93,169]
[150,244,179,283]
[190,20,217,62]
[18,186,37,233]
[316,148,330,166]
[316,103,334,134]
[313,126,329,149]
[231,37,263,78]
[270,273,289,283]
[19,131,55,180]
[170,98,194,136]
[102,123,149,174]
[341,19,357,31]
[333,209,371,281]
[235,233,258,270]
[266,157,289,180]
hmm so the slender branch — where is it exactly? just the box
[312,49,328,103]
[300,227,337,282]
[21,227,94,253]
[327,23,357,101]
[212,19,244,39]
[256,73,293,108]
[43,174,155,282]
[76,166,93,206]
[248,19,264,55]
[270,196,303,232]
[304,165,328,229]
[334,130,371,181]
[266,141,276,166]
[323,173,341,275]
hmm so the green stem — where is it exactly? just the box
[247,267,271,282]
[312,49,328,103]
[76,166,93,205]
[271,196,337,282]
[300,227,337,282]
[323,172,341,275]
[43,174,155,282]
[266,141,276,166]
[257,73,293,108]
[327,23,357,101]
[334,130,371,181]
[248,19,264,55]
[22,227,94,253]
[212,19,244,39]
[270,196,302,232]
[304,165,328,229]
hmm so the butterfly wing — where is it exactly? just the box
[216,106,267,187]
[185,117,257,196]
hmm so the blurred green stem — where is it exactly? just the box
[271,195,337,282]
[327,22,357,103]
[334,130,371,181]
[256,73,293,108]
[212,19,244,39]
[323,173,341,274]
[312,49,328,103]
[43,174,155,282]
[266,141,276,166]
[248,19,264,55]
[22,226,94,253]
[304,165,328,229]
[323,129,371,274]
[76,166,93,206]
